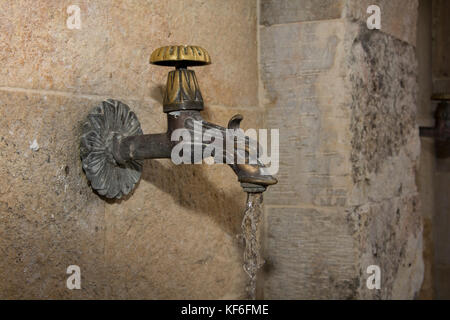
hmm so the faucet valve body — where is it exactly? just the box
[163,68,204,113]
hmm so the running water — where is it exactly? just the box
[241,192,264,300]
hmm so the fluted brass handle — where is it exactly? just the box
[150,46,211,113]
[150,45,211,67]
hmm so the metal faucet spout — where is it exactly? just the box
[111,109,277,193]
[113,133,172,163]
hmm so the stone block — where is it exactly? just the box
[0,89,106,298]
[348,24,420,205]
[260,20,352,207]
[0,0,258,108]
[344,0,419,46]
[260,0,344,26]
[263,206,358,299]
[353,195,423,299]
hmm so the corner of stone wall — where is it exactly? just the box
[259,0,423,299]
[343,4,423,299]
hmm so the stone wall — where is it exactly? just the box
[0,0,428,300]
[260,0,423,299]
[0,0,260,299]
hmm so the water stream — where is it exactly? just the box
[241,192,264,300]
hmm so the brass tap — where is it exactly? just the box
[80,45,277,199]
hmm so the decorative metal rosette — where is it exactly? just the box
[80,99,143,199]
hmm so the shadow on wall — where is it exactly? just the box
[144,160,245,235]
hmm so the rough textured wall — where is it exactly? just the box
[349,24,423,299]
[260,0,423,299]
[0,0,259,299]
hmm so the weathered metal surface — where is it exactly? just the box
[151,46,210,112]
[162,69,204,112]
[80,99,143,199]
[150,45,211,67]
